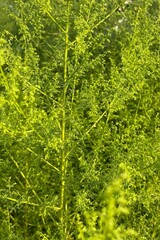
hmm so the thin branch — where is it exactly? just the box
[5,197,61,211]
[27,148,60,173]
[45,10,66,33]
[66,110,107,158]
[5,148,42,203]
[24,79,63,109]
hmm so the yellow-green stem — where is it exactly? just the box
[60,0,70,235]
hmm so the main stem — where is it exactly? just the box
[60,0,69,236]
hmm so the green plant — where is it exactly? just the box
[0,0,159,239]
[77,173,137,240]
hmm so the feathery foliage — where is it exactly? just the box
[0,0,159,239]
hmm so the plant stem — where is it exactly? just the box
[60,0,70,236]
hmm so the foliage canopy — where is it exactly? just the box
[0,0,160,239]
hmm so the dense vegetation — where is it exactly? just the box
[0,0,160,239]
